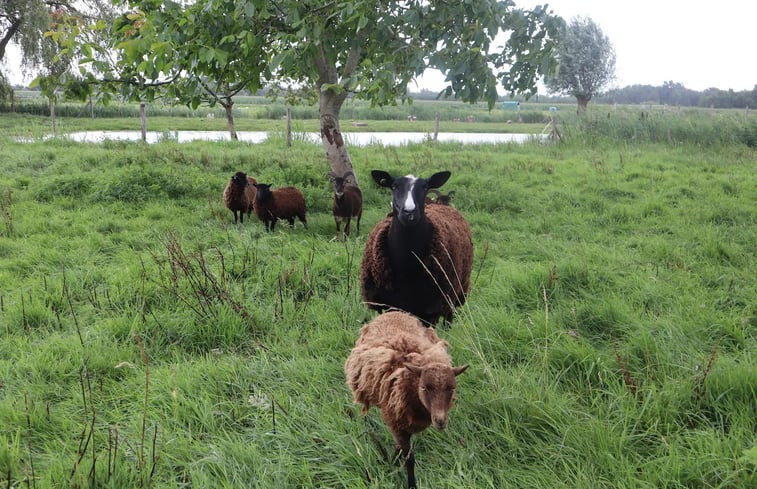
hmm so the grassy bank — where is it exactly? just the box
[3,96,755,149]
[0,127,755,487]
[0,113,543,138]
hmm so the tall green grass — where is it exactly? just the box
[557,106,757,147]
[0,119,755,488]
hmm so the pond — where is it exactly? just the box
[46,130,544,146]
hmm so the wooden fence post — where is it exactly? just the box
[550,116,561,143]
[50,98,56,135]
[286,108,292,147]
[433,112,439,141]
[140,103,146,143]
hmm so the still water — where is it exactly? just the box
[56,130,543,146]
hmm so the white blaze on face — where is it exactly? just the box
[403,175,417,212]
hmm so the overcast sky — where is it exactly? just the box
[4,0,756,93]
[420,0,757,93]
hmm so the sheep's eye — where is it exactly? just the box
[420,385,427,391]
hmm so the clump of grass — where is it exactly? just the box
[146,233,254,327]
[0,186,13,236]
[92,166,201,203]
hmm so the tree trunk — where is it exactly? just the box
[319,89,358,186]
[223,98,237,141]
[576,95,590,113]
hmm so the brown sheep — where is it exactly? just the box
[424,189,455,206]
[361,171,473,325]
[330,170,363,239]
[345,311,468,489]
[252,183,307,232]
[223,171,257,223]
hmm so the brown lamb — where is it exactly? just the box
[361,203,473,325]
[330,170,363,239]
[223,171,257,223]
[345,311,468,489]
[252,183,307,232]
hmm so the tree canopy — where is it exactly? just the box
[546,16,615,112]
[52,0,563,178]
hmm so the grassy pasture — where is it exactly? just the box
[0,109,755,488]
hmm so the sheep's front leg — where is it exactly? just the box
[393,430,416,489]
[335,217,343,240]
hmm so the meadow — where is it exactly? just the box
[0,102,755,488]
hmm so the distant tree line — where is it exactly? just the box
[596,81,757,109]
[409,82,757,110]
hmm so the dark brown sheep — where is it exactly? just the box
[252,183,307,232]
[425,189,455,206]
[223,171,257,223]
[330,170,363,239]
[361,171,473,325]
[345,311,468,489]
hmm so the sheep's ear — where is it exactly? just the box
[371,170,394,188]
[452,364,469,377]
[427,171,451,189]
[404,363,423,375]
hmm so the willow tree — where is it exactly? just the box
[1,0,51,69]
[1,0,113,102]
[545,16,615,113]
[60,0,561,181]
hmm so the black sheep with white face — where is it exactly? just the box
[361,170,473,325]
[372,170,450,227]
